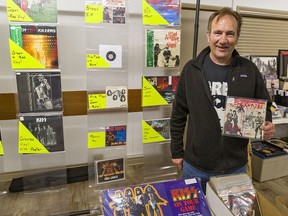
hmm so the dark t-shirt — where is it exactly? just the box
[203,54,231,127]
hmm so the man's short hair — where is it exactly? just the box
[207,7,242,37]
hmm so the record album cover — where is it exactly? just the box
[143,0,181,26]
[7,0,57,23]
[16,71,62,113]
[146,29,180,68]
[9,24,58,69]
[99,44,122,68]
[106,125,127,146]
[223,96,267,139]
[95,157,125,184]
[86,0,126,24]
[102,178,212,216]
[143,118,171,142]
[143,76,179,106]
[106,86,128,108]
[18,113,64,153]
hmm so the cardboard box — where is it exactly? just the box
[275,196,288,215]
[206,182,234,216]
[252,153,288,182]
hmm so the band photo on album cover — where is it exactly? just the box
[16,71,62,113]
[19,113,64,152]
[95,157,125,184]
[223,96,267,140]
[105,125,127,147]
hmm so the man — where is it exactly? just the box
[170,7,275,193]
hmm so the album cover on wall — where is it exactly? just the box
[142,76,179,106]
[16,71,62,113]
[18,113,64,153]
[86,0,126,24]
[102,178,212,216]
[222,96,267,139]
[106,86,127,108]
[142,118,170,144]
[142,0,181,26]
[145,29,181,68]
[95,157,125,184]
[99,44,122,68]
[250,56,277,77]
[106,125,127,146]
[6,0,57,23]
[9,24,58,69]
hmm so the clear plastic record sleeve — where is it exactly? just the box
[222,96,267,139]
[16,71,62,113]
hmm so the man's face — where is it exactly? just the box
[207,15,239,65]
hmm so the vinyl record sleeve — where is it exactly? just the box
[18,113,64,153]
[222,96,267,139]
[143,0,181,26]
[9,24,59,69]
[102,178,212,216]
[99,44,122,68]
[145,118,170,139]
[16,71,62,113]
[7,0,57,23]
[145,29,181,68]
[105,125,127,146]
[143,76,179,106]
[95,157,125,184]
[106,86,128,108]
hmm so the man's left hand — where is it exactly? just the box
[261,121,275,140]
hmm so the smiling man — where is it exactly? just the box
[170,7,275,193]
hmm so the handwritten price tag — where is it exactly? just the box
[85,4,103,24]
[88,94,107,110]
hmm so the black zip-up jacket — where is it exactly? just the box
[170,47,272,173]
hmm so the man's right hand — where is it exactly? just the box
[172,158,183,170]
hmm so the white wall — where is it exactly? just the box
[1,0,288,173]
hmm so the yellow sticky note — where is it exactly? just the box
[85,4,103,24]
[0,141,4,155]
[88,132,105,149]
[142,120,166,144]
[142,0,169,25]
[6,0,33,22]
[142,77,169,107]
[86,54,110,68]
[88,93,107,110]
[9,39,46,69]
[18,121,49,154]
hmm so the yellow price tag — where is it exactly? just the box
[86,54,110,68]
[85,4,103,24]
[142,0,168,25]
[88,94,107,110]
[88,132,105,149]
[142,120,166,144]
[18,121,49,154]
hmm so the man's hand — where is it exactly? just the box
[172,158,183,170]
[261,121,275,140]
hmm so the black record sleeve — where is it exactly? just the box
[16,71,62,113]
[19,113,64,152]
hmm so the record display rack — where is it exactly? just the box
[141,0,182,182]
[84,0,130,209]
[6,0,67,196]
